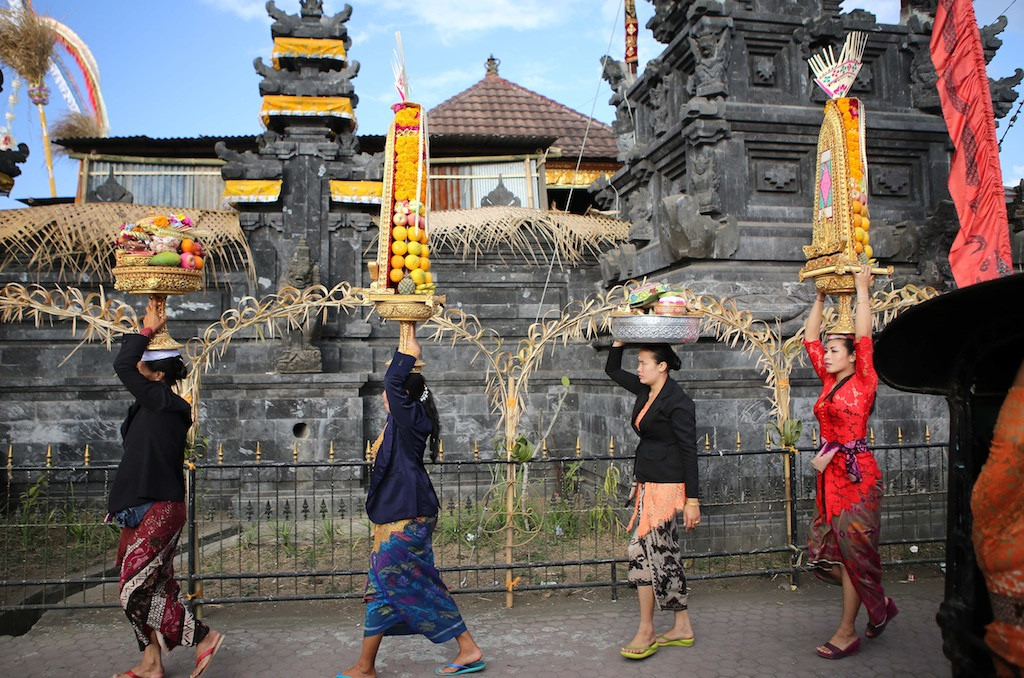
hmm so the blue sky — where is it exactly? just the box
[0,0,1020,209]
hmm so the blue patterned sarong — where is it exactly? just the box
[364,516,467,642]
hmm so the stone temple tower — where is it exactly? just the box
[216,0,385,371]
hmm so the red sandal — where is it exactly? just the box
[866,597,899,639]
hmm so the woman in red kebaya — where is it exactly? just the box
[803,265,897,660]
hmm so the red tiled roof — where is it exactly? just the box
[428,73,618,160]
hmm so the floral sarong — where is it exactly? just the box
[626,482,689,611]
[807,476,888,624]
[117,500,208,651]
[364,516,467,642]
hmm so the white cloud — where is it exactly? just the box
[198,0,271,21]
[1007,165,1024,185]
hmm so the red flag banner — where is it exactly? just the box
[931,0,1013,287]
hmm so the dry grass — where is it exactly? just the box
[0,8,55,86]
[427,206,629,267]
[0,203,254,282]
[51,112,102,147]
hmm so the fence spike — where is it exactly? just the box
[812,427,819,448]
[256,442,262,464]
[897,426,903,445]
[541,439,548,459]
[575,436,581,458]
[439,438,445,461]
[365,440,372,463]
[292,441,298,464]
[83,444,90,467]
[329,441,335,463]
[46,444,52,467]
[6,444,12,481]
[704,433,710,451]
[869,427,875,446]
[765,428,771,451]
[473,440,480,461]
[735,431,741,451]
[925,425,931,444]
[608,436,615,457]
[218,443,224,465]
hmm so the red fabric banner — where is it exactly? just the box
[931,0,1013,287]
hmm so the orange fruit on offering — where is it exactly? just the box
[180,238,196,253]
[419,228,429,244]
[407,225,422,242]
[419,257,431,272]
[389,267,404,283]
[391,240,408,256]
[404,253,420,270]
[194,255,204,270]
[392,225,408,242]
[391,254,406,269]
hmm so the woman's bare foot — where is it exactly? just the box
[190,630,224,678]
[437,645,484,675]
[336,665,376,678]
[113,665,162,678]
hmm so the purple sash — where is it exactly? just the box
[812,438,866,483]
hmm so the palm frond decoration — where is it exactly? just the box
[0,203,256,283]
[0,8,55,85]
[0,7,58,197]
[51,111,102,147]
[427,206,630,267]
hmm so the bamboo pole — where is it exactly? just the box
[34,99,56,198]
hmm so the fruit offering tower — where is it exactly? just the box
[371,101,435,296]
[799,32,891,333]
[112,214,207,350]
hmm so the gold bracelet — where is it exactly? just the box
[685,499,700,507]
[857,300,870,305]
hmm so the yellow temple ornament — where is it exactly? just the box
[799,31,892,334]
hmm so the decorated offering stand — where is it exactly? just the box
[609,282,701,344]
[111,214,206,349]
[799,33,892,333]
[367,93,443,356]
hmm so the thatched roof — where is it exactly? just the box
[0,203,252,281]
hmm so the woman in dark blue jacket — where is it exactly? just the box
[338,332,485,678]
[606,341,701,661]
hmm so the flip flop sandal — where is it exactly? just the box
[866,597,899,639]
[620,642,658,659]
[656,634,695,647]
[816,637,861,660]
[191,632,225,678]
[435,659,486,675]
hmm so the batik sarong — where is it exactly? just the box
[626,482,688,610]
[807,476,887,624]
[364,516,467,642]
[117,500,208,651]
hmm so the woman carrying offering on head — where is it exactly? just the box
[338,328,485,678]
[605,340,700,660]
[803,265,897,660]
[108,298,224,678]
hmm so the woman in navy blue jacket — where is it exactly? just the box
[338,331,485,678]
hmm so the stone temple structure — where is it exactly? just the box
[1,0,1021,487]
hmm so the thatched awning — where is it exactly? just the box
[427,206,630,266]
[0,203,252,280]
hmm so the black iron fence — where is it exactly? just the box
[0,440,948,614]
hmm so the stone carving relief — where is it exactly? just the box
[267,0,352,40]
[216,142,284,180]
[87,167,133,203]
[871,200,959,290]
[870,165,912,198]
[689,145,721,214]
[905,36,941,113]
[750,53,776,87]
[688,18,731,99]
[658,193,738,261]
[757,161,799,193]
[598,242,637,283]
[277,236,323,373]
[601,56,637,160]
[625,186,654,244]
[255,56,359,100]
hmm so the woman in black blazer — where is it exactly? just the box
[606,341,701,660]
[338,331,485,678]
[109,298,223,678]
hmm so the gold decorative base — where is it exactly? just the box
[112,265,202,295]
[369,293,445,366]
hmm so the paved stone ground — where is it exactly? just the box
[0,572,949,678]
